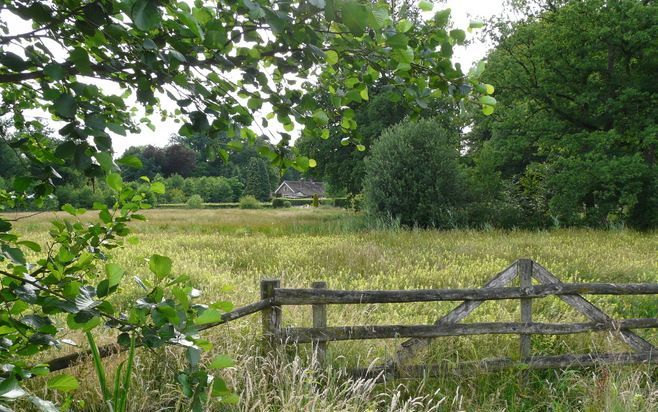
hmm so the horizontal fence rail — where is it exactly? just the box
[46,298,272,372]
[266,259,658,377]
[40,259,658,382]
[352,351,658,379]
[279,318,658,343]
[273,283,658,305]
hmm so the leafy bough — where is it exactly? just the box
[0,173,235,411]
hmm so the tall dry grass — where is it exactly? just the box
[7,208,658,411]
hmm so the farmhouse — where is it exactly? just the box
[274,180,326,199]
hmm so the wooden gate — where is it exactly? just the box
[262,259,658,378]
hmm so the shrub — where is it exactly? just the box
[272,197,286,208]
[363,118,468,228]
[186,194,204,209]
[239,195,261,209]
[167,188,186,204]
[311,193,319,208]
[283,200,292,208]
[349,193,364,212]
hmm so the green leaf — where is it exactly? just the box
[131,0,161,31]
[479,95,497,106]
[69,47,91,75]
[43,63,66,80]
[0,52,28,72]
[482,104,494,115]
[150,181,165,194]
[219,393,240,404]
[209,355,234,369]
[94,152,115,172]
[396,19,412,33]
[0,375,26,399]
[194,308,222,325]
[324,50,338,65]
[211,377,230,396]
[369,6,389,29]
[485,84,495,94]
[17,241,41,252]
[418,0,433,12]
[359,87,369,101]
[340,1,368,36]
[312,109,329,126]
[117,155,143,169]
[47,374,79,393]
[99,208,112,223]
[0,219,11,233]
[53,93,77,119]
[356,144,366,152]
[309,159,317,168]
[28,395,59,412]
[106,172,123,192]
[247,97,262,110]
[450,29,466,44]
[149,254,172,280]
[2,245,25,265]
[469,20,485,30]
[105,263,125,288]
[13,176,32,192]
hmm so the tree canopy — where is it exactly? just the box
[467,0,658,228]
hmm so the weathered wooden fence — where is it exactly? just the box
[261,259,657,379]
[47,259,657,380]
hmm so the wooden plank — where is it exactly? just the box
[279,318,658,343]
[48,298,272,372]
[312,281,327,367]
[532,263,656,353]
[392,261,518,367]
[273,282,658,305]
[353,351,658,380]
[519,259,533,360]
[198,298,272,331]
[261,279,282,344]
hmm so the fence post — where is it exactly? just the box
[312,281,328,367]
[519,259,533,360]
[261,279,281,347]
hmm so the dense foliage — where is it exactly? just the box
[467,0,658,229]
[0,0,488,408]
[242,157,272,201]
[296,89,462,195]
[363,118,467,227]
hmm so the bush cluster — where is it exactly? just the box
[363,119,468,228]
[239,195,262,209]
[186,194,204,209]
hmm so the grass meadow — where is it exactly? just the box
[5,208,658,411]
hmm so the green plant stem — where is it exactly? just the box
[86,331,112,403]
[117,333,136,412]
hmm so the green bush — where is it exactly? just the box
[239,195,261,209]
[283,200,292,208]
[186,194,204,209]
[167,188,186,204]
[272,197,286,208]
[348,193,364,212]
[311,193,319,208]
[363,118,468,228]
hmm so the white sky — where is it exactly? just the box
[1,0,507,155]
